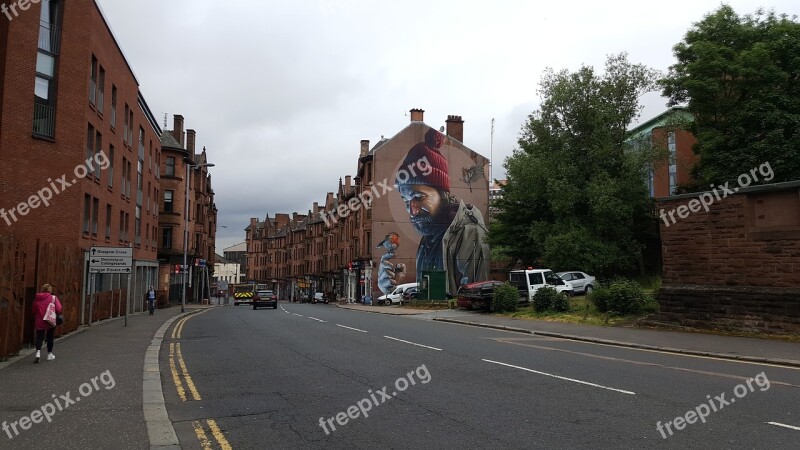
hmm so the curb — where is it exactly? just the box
[144,307,214,449]
[432,317,800,369]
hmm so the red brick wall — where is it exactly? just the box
[656,184,800,331]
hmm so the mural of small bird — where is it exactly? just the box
[461,162,486,192]
[377,232,400,254]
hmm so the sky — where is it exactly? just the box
[96,0,799,253]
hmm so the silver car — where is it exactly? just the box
[556,271,596,295]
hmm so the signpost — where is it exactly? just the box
[89,247,133,326]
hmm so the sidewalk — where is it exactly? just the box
[335,303,800,367]
[0,305,211,449]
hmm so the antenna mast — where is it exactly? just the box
[490,118,495,183]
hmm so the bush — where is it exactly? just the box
[589,279,654,316]
[492,282,519,312]
[532,287,569,313]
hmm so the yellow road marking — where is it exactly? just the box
[176,343,202,400]
[173,316,187,339]
[168,343,187,401]
[207,419,233,450]
[192,420,213,450]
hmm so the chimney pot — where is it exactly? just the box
[410,108,425,122]
[445,115,465,143]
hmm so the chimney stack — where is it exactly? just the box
[345,175,352,190]
[410,108,424,122]
[446,115,464,143]
[360,140,370,157]
[172,115,185,147]
[186,129,196,153]
[313,202,319,214]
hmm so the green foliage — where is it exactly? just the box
[492,282,519,313]
[660,5,800,187]
[490,54,660,277]
[589,279,657,316]
[531,287,569,313]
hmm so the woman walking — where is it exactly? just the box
[32,284,62,363]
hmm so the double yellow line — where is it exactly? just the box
[171,310,232,449]
[192,419,232,450]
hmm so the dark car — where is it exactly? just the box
[402,287,419,302]
[253,290,278,309]
[456,280,505,311]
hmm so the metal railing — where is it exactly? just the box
[33,103,56,137]
[38,21,61,54]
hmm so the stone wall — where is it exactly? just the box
[655,181,800,332]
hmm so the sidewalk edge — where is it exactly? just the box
[331,303,426,315]
[144,310,200,449]
[433,317,800,368]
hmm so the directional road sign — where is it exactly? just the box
[89,246,133,274]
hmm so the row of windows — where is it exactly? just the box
[85,123,160,215]
[33,1,61,137]
[82,194,157,249]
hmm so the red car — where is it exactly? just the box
[456,280,505,311]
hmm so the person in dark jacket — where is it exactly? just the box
[32,283,62,363]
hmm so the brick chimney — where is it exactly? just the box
[172,115,184,147]
[313,202,319,214]
[186,129,196,153]
[360,140,370,157]
[345,175,352,190]
[446,115,464,143]
[410,108,424,122]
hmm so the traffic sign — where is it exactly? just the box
[89,246,133,273]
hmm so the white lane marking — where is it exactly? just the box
[482,359,636,395]
[766,422,800,431]
[337,324,368,333]
[284,310,290,314]
[383,336,442,351]
[308,317,327,323]
[292,313,304,317]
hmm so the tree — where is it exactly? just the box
[490,54,660,278]
[660,5,800,186]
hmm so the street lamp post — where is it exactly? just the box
[182,161,215,313]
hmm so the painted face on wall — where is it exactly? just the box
[398,184,448,236]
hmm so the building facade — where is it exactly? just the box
[627,107,698,197]
[157,115,217,303]
[1,0,161,317]
[246,110,490,302]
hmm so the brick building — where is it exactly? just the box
[157,114,217,303]
[627,106,698,197]
[247,109,490,302]
[0,0,162,317]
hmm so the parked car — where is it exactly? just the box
[252,290,278,309]
[402,287,419,302]
[312,292,329,304]
[456,280,504,310]
[556,271,596,295]
[377,282,418,306]
[509,268,574,301]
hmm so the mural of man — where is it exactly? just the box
[377,128,490,295]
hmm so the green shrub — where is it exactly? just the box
[492,282,519,312]
[532,286,569,313]
[589,279,654,316]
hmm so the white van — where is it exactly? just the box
[509,269,573,302]
[377,282,419,306]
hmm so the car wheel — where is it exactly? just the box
[253,304,257,310]
[385,299,392,306]
[585,285,593,295]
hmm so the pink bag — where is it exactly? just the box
[43,296,57,327]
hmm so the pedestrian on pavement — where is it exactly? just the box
[147,285,156,315]
[32,283,62,363]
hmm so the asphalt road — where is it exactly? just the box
[162,303,800,449]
